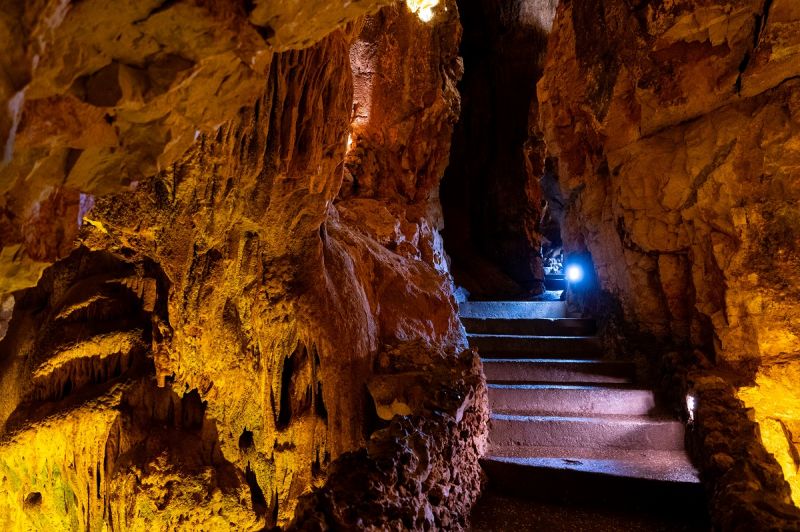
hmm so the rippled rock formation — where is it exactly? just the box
[0,1,486,529]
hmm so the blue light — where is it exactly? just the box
[565,264,584,283]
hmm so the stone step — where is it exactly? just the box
[483,358,635,384]
[489,413,686,451]
[469,334,602,358]
[487,446,700,483]
[480,447,705,512]
[462,316,595,336]
[459,301,567,319]
[544,275,567,291]
[488,384,655,416]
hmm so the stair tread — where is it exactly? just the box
[488,383,645,390]
[484,447,700,484]
[491,412,680,423]
[483,358,636,385]
[489,382,637,388]
[462,317,596,335]
[490,445,695,461]
[482,357,626,364]
[481,357,620,366]
[488,383,657,416]
[469,333,598,340]
[464,317,589,322]
[459,301,567,319]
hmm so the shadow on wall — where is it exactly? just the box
[441,0,558,301]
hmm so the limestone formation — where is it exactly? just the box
[0,1,486,529]
[0,0,395,297]
[537,0,800,524]
[3,0,799,528]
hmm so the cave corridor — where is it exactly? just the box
[0,0,799,530]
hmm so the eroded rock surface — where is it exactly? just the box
[0,1,486,530]
[290,346,488,531]
[537,0,800,524]
[0,0,395,296]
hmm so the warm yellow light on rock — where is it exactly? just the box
[738,366,800,508]
[406,0,439,22]
[759,417,800,506]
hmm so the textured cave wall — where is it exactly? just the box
[537,0,800,525]
[0,0,401,298]
[343,0,463,226]
[440,0,558,299]
[0,1,486,530]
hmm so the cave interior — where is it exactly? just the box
[0,0,799,530]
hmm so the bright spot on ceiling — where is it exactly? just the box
[406,0,439,23]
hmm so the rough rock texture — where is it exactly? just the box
[289,347,488,530]
[343,0,463,227]
[537,0,800,525]
[0,1,487,529]
[440,0,558,299]
[0,0,396,297]
[685,362,800,530]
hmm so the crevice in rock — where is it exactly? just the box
[23,492,42,509]
[315,381,328,422]
[735,52,750,94]
[245,464,268,517]
[239,428,255,450]
[681,139,737,210]
[276,352,295,431]
[271,489,280,527]
[362,383,384,439]
[135,0,180,23]
[755,0,776,47]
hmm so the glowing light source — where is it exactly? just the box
[565,264,584,283]
[346,134,353,152]
[686,393,696,423]
[406,0,439,22]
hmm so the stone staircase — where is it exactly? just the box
[461,300,705,512]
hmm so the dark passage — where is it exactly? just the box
[441,0,554,300]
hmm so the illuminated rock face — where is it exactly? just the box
[0,0,398,296]
[0,1,486,530]
[537,0,800,525]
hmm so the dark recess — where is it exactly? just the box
[441,0,551,299]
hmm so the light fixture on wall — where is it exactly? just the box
[406,0,439,23]
[686,393,697,423]
[565,264,584,284]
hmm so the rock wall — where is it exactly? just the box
[537,0,800,524]
[0,0,402,298]
[440,0,558,299]
[0,1,486,529]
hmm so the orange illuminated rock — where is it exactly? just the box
[0,1,485,530]
[537,0,800,525]
[0,0,395,296]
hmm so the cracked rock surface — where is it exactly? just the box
[537,0,800,525]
